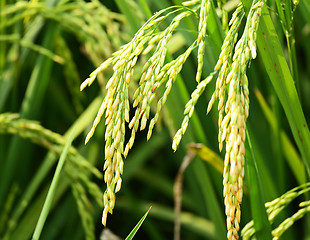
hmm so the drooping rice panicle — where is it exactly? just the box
[210,1,264,239]
[81,6,197,226]
[82,0,266,232]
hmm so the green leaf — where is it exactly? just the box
[32,128,76,240]
[245,129,273,240]
[125,207,151,240]
[254,89,306,185]
[255,5,310,176]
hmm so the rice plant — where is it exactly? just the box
[0,0,310,239]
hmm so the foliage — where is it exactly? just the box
[0,0,310,240]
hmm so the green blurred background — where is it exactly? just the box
[0,0,310,239]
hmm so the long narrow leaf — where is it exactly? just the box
[255,4,310,175]
[254,89,306,185]
[32,128,76,240]
[245,129,272,239]
[125,207,151,240]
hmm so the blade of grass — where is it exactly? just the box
[246,124,278,201]
[125,207,151,240]
[245,128,273,240]
[118,200,216,239]
[32,128,76,240]
[254,4,310,175]
[254,88,306,185]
